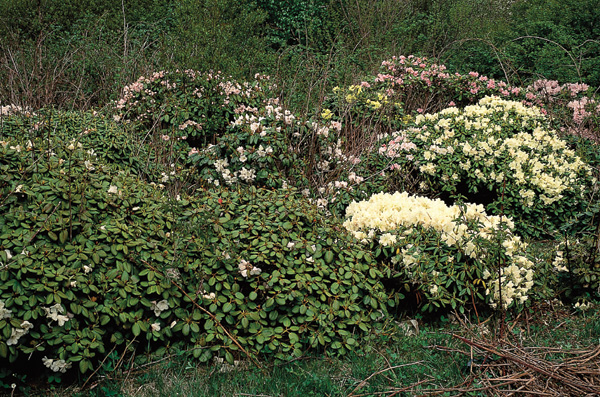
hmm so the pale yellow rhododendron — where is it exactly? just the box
[408,96,593,208]
[343,192,534,309]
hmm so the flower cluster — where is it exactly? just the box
[7,321,33,345]
[372,55,532,113]
[42,357,72,373]
[528,79,590,100]
[151,299,169,316]
[238,259,261,278]
[44,304,70,326]
[527,79,599,141]
[344,192,534,309]
[0,104,33,117]
[0,300,11,319]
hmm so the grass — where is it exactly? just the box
[18,301,598,397]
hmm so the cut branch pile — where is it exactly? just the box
[428,335,600,396]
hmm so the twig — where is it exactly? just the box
[347,361,425,396]
[80,343,119,390]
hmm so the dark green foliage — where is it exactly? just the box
[163,0,272,78]
[193,186,390,359]
[255,0,332,48]
[0,120,390,383]
[445,0,600,87]
[0,0,173,40]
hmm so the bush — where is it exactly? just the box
[322,55,531,122]
[0,122,391,383]
[343,192,535,312]
[115,70,273,148]
[192,186,390,359]
[0,129,187,378]
[371,96,594,238]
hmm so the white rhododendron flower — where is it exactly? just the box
[151,299,169,316]
[7,321,33,346]
[42,357,72,373]
[238,259,261,278]
[44,304,69,326]
[0,300,12,320]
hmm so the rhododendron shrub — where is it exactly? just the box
[320,55,533,132]
[344,192,535,311]
[374,96,594,238]
[189,99,312,190]
[528,79,600,142]
[184,91,378,214]
[0,121,392,382]
[114,70,273,149]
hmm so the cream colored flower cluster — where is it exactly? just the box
[407,96,592,206]
[343,192,534,308]
[483,256,534,309]
[44,303,70,326]
[0,300,11,320]
[42,356,72,373]
[0,104,33,116]
[7,320,33,346]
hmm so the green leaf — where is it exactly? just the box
[59,229,68,244]
[79,359,90,373]
[204,319,214,330]
[132,322,141,336]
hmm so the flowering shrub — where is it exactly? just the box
[0,121,391,384]
[322,55,533,127]
[0,128,214,378]
[527,79,600,142]
[189,98,310,190]
[114,70,273,149]
[373,96,594,237]
[344,192,535,311]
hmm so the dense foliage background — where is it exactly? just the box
[1,0,598,111]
